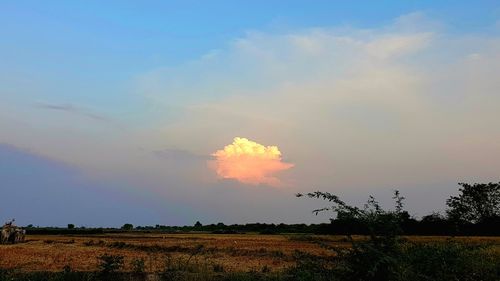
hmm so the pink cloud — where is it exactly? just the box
[210,137,293,187]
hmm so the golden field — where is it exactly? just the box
[0,233,499,273]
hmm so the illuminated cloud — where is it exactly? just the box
[211,137,293,187]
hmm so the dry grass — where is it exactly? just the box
[0,233,498,273]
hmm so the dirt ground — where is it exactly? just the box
[0,233,498,273]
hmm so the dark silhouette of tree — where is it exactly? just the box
[295,189,500,281]
[296,190,411,280]
[421,212,444,223]
[121,223,134,230]
[67,224,75,229]
[194,221,202,228]
[446,182,500,223]
[298,190,409,246]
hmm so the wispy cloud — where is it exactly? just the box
[35,102,110,122]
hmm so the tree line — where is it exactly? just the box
[25,182,499,236]
[148,182,500,236]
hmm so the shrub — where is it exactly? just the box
[401,242,500,281]
[261,265,271,273]
[98,254,124,274]
[213,263,225,273]
[296,190,500,281]
[131,258,146,274]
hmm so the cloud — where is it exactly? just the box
[210,137,293,187]
[4,13,499,224]
[137,13,500,194]
[36,102,110,122]
[0,143,162,227]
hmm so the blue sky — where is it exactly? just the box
[1,1,498,108]
[2,1,498,71]
[1,1,499,226]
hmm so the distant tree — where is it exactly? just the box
[446,182,500,223]
[121,223,134,230]
[419,212,451,235]
[67,224,75,229]
[194,221,202,228]
[421,212,445,223]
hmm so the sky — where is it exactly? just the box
[1,1,499,227]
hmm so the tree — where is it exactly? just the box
[296,190,500,281]
[421,212,445,223]
[121,223,134,230]
[67,224,75,229]
[296,190,409,281]
[194,221,202,228]
[446,182,500,223]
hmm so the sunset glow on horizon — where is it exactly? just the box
[210,137,294,187]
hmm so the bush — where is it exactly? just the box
[296,190,500,281]
[402,242,500,281]
[213,263,225,273]
[131,258,146,274]
[98,254,124,274]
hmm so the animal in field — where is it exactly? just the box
[1,219,25,244]
[0,227,10,244]
[15,228,26,243]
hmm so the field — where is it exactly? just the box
[1,233,499,274]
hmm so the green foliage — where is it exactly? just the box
[212,263,225,273]
[402,242,500,281]
[98,254,124,274]
[298,190,407,239]
[62,265,72,273]
[131,258,145,274]
[121,223,134,230]
[285,251,337,281]
[296,190,500,281]
[161,245,205,275]
[67,224,75,229]
[26,227,104,235]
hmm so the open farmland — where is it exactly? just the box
[0,233,336,273]
[1,233,499,273]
